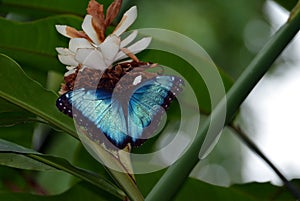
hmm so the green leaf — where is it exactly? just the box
[0,153,55,171]
[72,144,110,177]
[34,132,82,194]
[0,53,76,137]
[0,97,25,112]
[0,182,120,201]
[0,139,126,200]
[0,111,43,127]
[0,124,34,148]
[0,16,82,73]
[136,171,299,201]
[0,97,39,127]
[0,0,113,19]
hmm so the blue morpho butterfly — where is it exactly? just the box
[56,61,184,149]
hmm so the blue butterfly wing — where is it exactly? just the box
[56,75,183,149]
[99,99,129,146]
[127,76,183,145]
[57,89,131,148]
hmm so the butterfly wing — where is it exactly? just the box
[126,75,184,146]
[56,88,131,148]
[56,75,183,149]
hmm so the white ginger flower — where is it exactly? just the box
[56,0,151,76]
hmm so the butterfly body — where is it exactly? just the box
[57,62,183,149]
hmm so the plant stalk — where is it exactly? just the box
[230,125,300,200]
[145,10,300,201]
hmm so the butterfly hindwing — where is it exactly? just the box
[56,75,183,149]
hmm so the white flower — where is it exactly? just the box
[56,4,151,74]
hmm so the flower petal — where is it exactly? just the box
[64,67,77,76]
[87,0,105,42]
[56,47,72,55]
[56,25,89,39]
[56,47,78,66]
[58,54,78,66]
[75,48,107,70]
[82,15,100,44]
[115,37,151,61]
[55,25,69,38]
[69,38,93,53]
[99,35,121,66]
[105,0,122,27]
[113,6,137,36]
[120,30,138,48]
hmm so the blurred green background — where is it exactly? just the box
[131,0,267,78]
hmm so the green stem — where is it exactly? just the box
[145,10,300,201]
[289,0,300,21]
[230,125,300,200]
